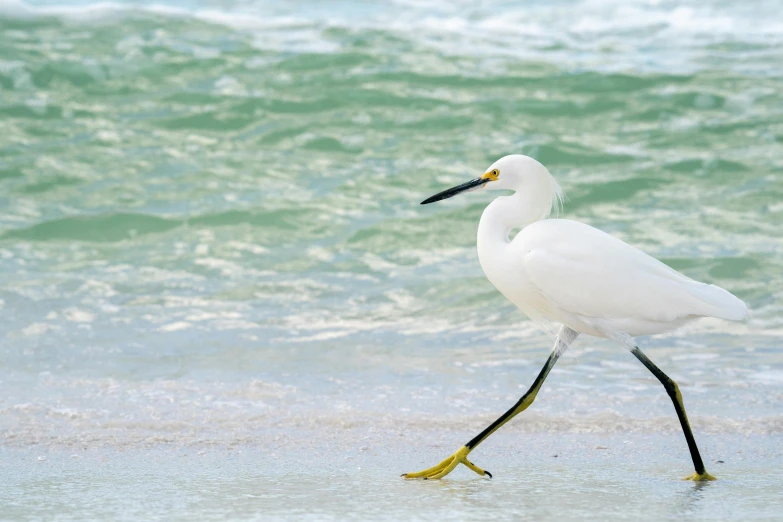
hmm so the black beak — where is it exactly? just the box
[420,177,490,205]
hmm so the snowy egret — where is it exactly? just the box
[403,154,747,481]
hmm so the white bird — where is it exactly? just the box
[403,154,747,482]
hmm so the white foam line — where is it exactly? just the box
[2,0,781,76]
[0,0,309,30]
[3,0,782,40]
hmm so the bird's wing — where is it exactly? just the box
[520,220,746,323]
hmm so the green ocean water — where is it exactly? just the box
[1,0,782,519]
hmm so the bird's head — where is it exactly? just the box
[421,154,557,205]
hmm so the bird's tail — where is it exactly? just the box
[688,282,748,321]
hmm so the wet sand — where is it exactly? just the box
[3,430,781,521]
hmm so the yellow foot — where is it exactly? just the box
[402,446,491,480]
[683,471,717,481]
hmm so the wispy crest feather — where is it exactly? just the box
[548,175,565,218]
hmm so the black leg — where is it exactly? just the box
[630,346,715,480]
[402,327,577,480]
[465,350,560,451]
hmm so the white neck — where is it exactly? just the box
[477,188,553,253]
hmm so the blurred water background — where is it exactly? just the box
[1,0,782,519]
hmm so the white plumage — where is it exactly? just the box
[473,155,747,341]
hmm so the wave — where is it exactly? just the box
[3,213,182,242]
[0,208,329,242]
[2,0,782,68]
[2,0,781,35]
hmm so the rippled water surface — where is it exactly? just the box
[1,0,782,519]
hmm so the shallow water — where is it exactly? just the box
[1,0,782,519]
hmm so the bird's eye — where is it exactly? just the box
[492,169,499,176]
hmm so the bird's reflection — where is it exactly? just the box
[678,476,716,515]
